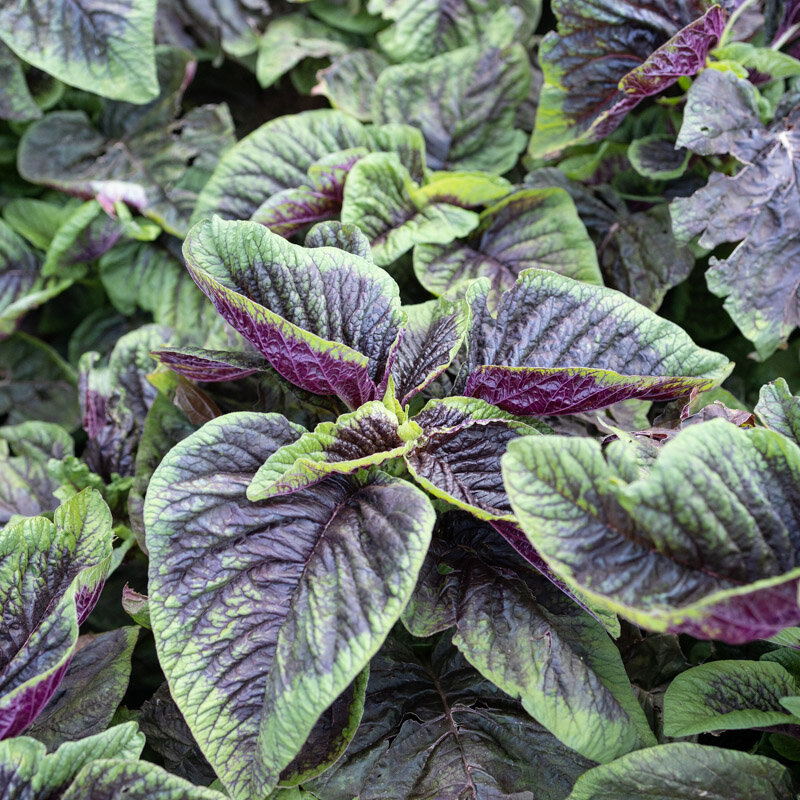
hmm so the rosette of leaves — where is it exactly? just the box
[162,217,731,417]
[0,489,113,739]
[530,0,727,158]
[671,68,800,358]
[17,47,235,237]
[503,418,800,643]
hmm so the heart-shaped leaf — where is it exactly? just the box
[145,412,434,799]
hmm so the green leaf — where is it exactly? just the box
[341,152,479,266]
[98,239,210,333]
[0,333,78,428]
[712,42,800,80]
[414,187,602,296]
[307,633,593,800]
[26,627,139,749]
[3,197,83,251]
[663,660,800,737]
[373,41,531,172]
[756,378,800,446]
[0,422,73,525]
[503,420,800,643]
[145,412,435,799]
[247,400,419,500]
[0,0,158,103]
[313,50,388,121]
[0,723,144,800]
[62,759,227,799]
[565,742,794,800]
[403,512,655,763]
[256,14,354,88]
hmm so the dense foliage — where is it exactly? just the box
[4,1,800,798]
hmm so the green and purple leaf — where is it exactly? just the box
[0,723,144,800]
[145,412,434,799]
[403,512,655,762]
[18,49,235,237]
[25,627,139,749]
[193,110,425,223]
[251,149,367,238]
[247,400,420,500]
[0,489,113,739]
[340,152,479,267]
[373,40,531,173]
[460,269,732,415]
[183,217,406,409]
[306,633,594,800]
[390,296,470,406]
[530,1,724,158]
[414,187,602,297]
[0,422,73,525]
[672,70,800,358]
[503,419,800,643]
[153,347,271,383]
[756,378,800,445]
[405,396,544,521]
